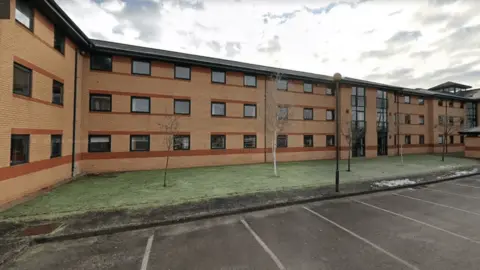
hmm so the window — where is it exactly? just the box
[174,99,190,115]
[90,94,112,112]
[276,79,288,91]
[13,63,32,97]
[90,54,112,71]
[244,74,257,87]
[326,110,334,121]
[404,96,410,104]
[10,134,29,165]
[394,94,398,103]
[304,135,313,147]
[438,100,443,106]
[277,107,288,120]
[461,135,465,144]
[460,102,464,108]
[405,135,411,145]
[326,135,335,146]
[54,27,65,54]
[131,97,150,113]
[303,108,313,120]
[405,114,411,124]
[466,102,477,128]
[325,88,334,96]
[438,135,444,144]
[304,82,313,93]
[130,135,150,151]
[15,0,33,30]
[419,115,424,125]
[438,115,444,125]
[52,80,63,105]
[244,135,256,148]
[132,60,151,75]
[211,135,226,149]
[419,135,424,145]
[211,102,226,116]
[449,116,454,124]
[211,70,226,84]
[460,117,464,125]
[174,65,191,80]
[449,135,454,144]
[277,135,288,148]
[448,101,454,107]
[418,97,424,105]
[174,135,190,150]
[244,104,256,118]
[51,135,62,158]
[88,135,111,152]
[394,135,398,146]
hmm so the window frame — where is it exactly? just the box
[52,80,64,105]
[303,108,314,120]
[243,104,257,118]
[418,97,424,105]
[90,54,113,72]
[89,93,112,112]
[174,99,191,115]
[244,74,257,87]
[404,95,410,104]
[15,0,34,31]
[419,135,425,145]
[130,135,150,152]
[303,82,313,93]
[438,135,444,144]
[53,26,65,55]
[325,88,334,96]
[303,135,314,147]
[211,69,226,84]
[13,62,32,97]
[276,79,288,91]
[326,135,335,146]
[448,101,454,107]
[88,135,111,153]
[405,135,411,145]
[174,64,191,80]
[50,134,62,158]
[211,134,226,149]
[243,135,257,149]
[449,135,454,144]
[438,100,443,106]
[131,96,151,113]
[131,59,151,76]
[173,135,190,150]
[277,135,288,148]
[326,109,335,121]
[405,114,411,124]
[461,135,465,144]
[419,115,424,125]
[211,102,226,117]
[10,134,30,166]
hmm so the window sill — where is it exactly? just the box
[131,111,151,114]
[174,77,191,81]
[50,155,62,159]
[10,161,29,166]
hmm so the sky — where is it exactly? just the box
[55,0,480,89]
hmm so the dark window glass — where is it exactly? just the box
[304,108,313,120]
[130,135,150,151]
[90,54,112,71]
[438,115,444,125]
[460,102,464,108]
[90,94,112,112]
[52,80,63,105]
[326,110,334,121]
[88,135,111,152]
[211,135,226,149]
[51,135,62,158]
[418,97,424,105]
[438,135,444,144]
[131,97,150,113]
[244,135,256,148]
[15,0,33,30]
[404,96,410,104]
[277,79,288,91]
[438,100,443,106]
[174,135,190,150]
[244,104,256,118]
[449,116,454,124]
[304,83,313,93]
[10,134,29,165]
[211,102,226,116]
[449,101,454,107]
[212,70,226,83]
[132,60,151,75]
[405,114,411,124]
[419,115,424,125]
[304,135,313,147]
[277,135,288,148]
[174,100,190,115]
[13,63,32,96]
[461,135,464,144]
[419,135,425,145]
[175,65,190,80]
[244,75,257,87]
[449,135,454,144]
[405,135,411,145]
[326,135,335,146]
[54,27,65,54]
[277,107,288,120]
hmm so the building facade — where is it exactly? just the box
[1,0,479,206]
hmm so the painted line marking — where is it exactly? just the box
[141,234,154,270]
[302,206,419,270]
[394,193,480,217]
[241,219,286,270]
[424,187,480,199]
[446,182,480,189]
[353,199,480,245]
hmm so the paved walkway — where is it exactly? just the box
[5,175,480,270]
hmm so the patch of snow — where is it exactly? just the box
[437,168,478,179]
[374,179,416,188]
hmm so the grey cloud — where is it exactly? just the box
[112,24,125,35]
[434,24,480,54]
[387,31,422,44]
[364,29,375,34]
[388,10,402,16]
[416,12,450,25]
[207,40,221,52]
[90,31,107,40]
[225,42,241,57]
[365,68,413,83]
[263,10,300,25]
[321,57,328,63]
[174,0,204,10]
[410,51,433,59]
[361,49,395,59]
[429,0,458,6]
[257,35,281,53]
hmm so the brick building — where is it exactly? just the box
[1,0,479,205]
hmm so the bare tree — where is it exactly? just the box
[158,115,179,187]
[389,111,404,164]
[435,116,462,162]
[265,72,291,177]
[341,121,353,171]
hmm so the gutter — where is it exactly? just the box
[71,50,78,177]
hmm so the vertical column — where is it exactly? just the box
[365,88,377,158]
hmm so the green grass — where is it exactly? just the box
[1,154,477,220]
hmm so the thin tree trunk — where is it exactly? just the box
[400,143,404,165]
[347,139,351,172]
[273,130,278,177]
[442,137,445,162]
[164,154,170,187]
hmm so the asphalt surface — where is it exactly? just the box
[5,175,480,270]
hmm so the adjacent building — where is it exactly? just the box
[1,0,479,206]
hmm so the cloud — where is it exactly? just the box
[388,10,402,16]
[225,42,242,57]
[207,40,221,52]
[387,31,422,44]
[257,35,281,53]
[410,51,433,59]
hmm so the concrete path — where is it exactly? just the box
[5,175,480,270]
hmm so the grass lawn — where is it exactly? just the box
[1,154,478,220]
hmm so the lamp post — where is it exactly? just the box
[333,73,342,192]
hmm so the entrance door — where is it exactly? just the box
[377,132,388,156]
[352,137,365,157]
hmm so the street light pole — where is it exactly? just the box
[333,73,342,192]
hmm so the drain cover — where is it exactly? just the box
[22,223,59,236]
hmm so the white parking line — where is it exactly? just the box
[302,206,419,270]
[424,187,480,199]
[394,193,480,217]
[241,219,286,270]
[353,199,480,245]
[140,234,154,270]
[446,182,480,189]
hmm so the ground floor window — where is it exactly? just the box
[88,135,111,152]
[174,135,190,150]
[277,135,288,148]
[130,135,150,151]
[11,134,29,165]
[51,135,62,158]
[211,135,226,149]
[244,135,256,148]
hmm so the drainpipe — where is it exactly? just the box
[71,49,78,177]
[264,75,267,163]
